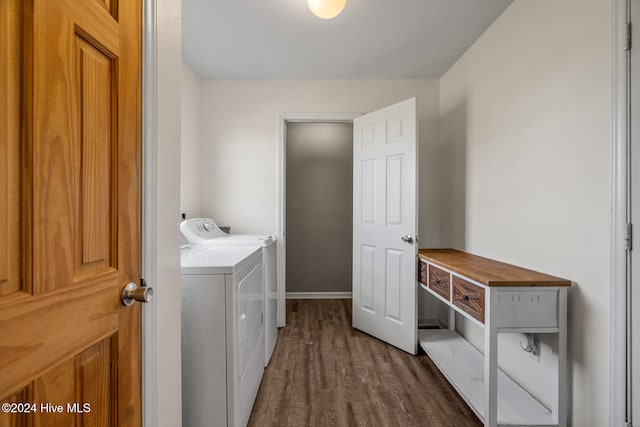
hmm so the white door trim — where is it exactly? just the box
[611,0,630,425]
[277,112,361,327]
[142,0,158,425]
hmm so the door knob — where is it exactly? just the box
[122,281,153,306]
[401,235,414,244]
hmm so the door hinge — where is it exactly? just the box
[626,22,632,51]
[626,223,633,251]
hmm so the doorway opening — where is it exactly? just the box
[276,98,419,338]
[285,122,354,299]
[277,113,361,326]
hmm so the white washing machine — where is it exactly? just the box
[181,218,278,366]
[181,244,264,427]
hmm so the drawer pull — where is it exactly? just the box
[455,293,482,302]
[431,279,448,287]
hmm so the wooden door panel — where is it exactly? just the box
[76,35,116,276]
[33,359,79,427]
[93,0,117,19]
[74,336,117,426]
[0,0,23,298]
[0,0,141,424]
[29,0,122,292]
[0,283,119,395]
[0,386,32,427]
[1,335,118,427]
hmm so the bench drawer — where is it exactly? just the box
[452,275,485,323]
[418,259,428,286]
[428,264,451,301]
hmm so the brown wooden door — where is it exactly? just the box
[0,0,142,425]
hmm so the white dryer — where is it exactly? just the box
[181,245,264,427]
[181,218,278,366]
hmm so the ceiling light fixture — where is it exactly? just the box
[307,0,347,19]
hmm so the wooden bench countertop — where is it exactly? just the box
[418,249,571,287]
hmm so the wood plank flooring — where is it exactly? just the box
[249,299,482,427]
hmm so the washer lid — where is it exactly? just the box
[194,233,276,247]
[180,218,276,246]
[181,245,261,275]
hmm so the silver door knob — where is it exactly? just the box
[122,282,153,306]
[401,235,414,244]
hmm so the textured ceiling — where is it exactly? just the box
[182,0,513,79]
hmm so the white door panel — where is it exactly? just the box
[353,98,418,354]
[386,155,404,226]
[360,245,376,312]
[360,159,377,224]
[385,248,404,322]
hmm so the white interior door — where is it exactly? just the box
[352,98,418,355]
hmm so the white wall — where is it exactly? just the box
[199,80,441,247]
[438,0,612,425]
[181,62,202,218]
[152,0,182,425]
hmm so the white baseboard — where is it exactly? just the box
[286,292,352,299]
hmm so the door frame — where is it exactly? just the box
[141,0,183,423]
[142,0,158,425]
[611,0,631,425]
[276,112,361,326]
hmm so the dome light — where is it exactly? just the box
[307,0,347,19]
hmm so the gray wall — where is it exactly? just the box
[286,122,353,293]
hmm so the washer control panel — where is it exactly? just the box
[180,218,227,243]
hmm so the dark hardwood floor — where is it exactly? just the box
[249,299,482,427]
